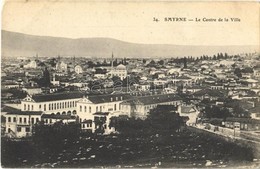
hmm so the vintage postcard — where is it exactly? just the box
[1,0,260,168]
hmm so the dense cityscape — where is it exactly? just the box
[1,52,260,168]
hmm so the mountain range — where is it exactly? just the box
[2,30,259,58]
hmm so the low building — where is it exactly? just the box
[121,94,182,119]
[2,82,20,89]
[41,114,77,125]
[2,106,42,138]
[24,60,37,69]
[22,87,42,95]
[178,105,199,126]
[192,89,226,101]
[249,105,260,120]
[225,117,260,131]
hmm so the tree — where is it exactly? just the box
[147,105,185,132]
[183,57,187,68]
[234,68,242,78]
[87,61,95,68]
[94,116,106,134]
[203,106,231,119]
[158,60,164,65]
[32,122,81,152]
[37,67,51,87]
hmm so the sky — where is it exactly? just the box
[2,0,260,46]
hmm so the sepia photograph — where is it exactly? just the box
[1,0,260,168]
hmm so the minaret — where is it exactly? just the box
[73,55,76,68]
[53,73,56,82]
[111,52,114,69]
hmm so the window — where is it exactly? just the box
[31,105,34,111]
[100,106,102,112]
[89,107,91,113]
[24,104,26,110]
[44,104,46,111]
[39,104,41,110]
[80,106,82,112]
[36,118,39,122]
[28,105,30,111]
[25,127,30,132]
[96,106,98,112]
[57,103,59,109]
[31,118,34,124]
[17,127,21,132]
[19,118,22,123]
[13,117,16,122]
[114,104,117,111]
[24,118,27,123]
[54,103,56,110]
[8,117,11,122]
[65,102,67,108]
[49,104,51,110]
[84,106,87,112]
[50,119,52,123]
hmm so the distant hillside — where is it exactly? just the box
[1,30,259,58]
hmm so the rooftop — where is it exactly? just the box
[27,92,85,102]
[3,106,43,116]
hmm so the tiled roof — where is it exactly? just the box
[180,106,196,114]
[249,106,260,113]
[226,117,260,124]
[93,112,110,116]
[3,106,43,115]
[31,92,85,102]
[193,89,225,98]
[87,93,132,104]
[41,114,76,120]
[133,94,182,105]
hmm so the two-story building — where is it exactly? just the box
[2,106,42,138]
[120,93,182,119]
[21,92,84,115]
[76,93,132,123]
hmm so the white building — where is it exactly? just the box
[3,106,42,138]
[75,65,83,74]
[120,94,182,119]
[24,60,37,69]
[22,87,42,95]
[77,93,132,134]
[21,92,84,115]
[56,61,67,73]
[76,93,132,122]
[107,64,127,80]
[41,114,77,125]
[177,105,199,126]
